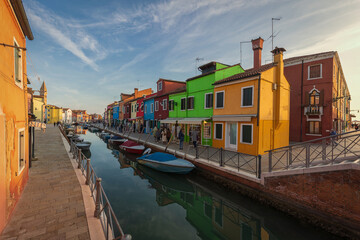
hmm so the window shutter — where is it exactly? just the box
[304,92,309,106]
[320,90,324,105]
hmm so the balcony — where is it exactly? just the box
[304,105,323,115]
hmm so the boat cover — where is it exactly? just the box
[138,152,178,162]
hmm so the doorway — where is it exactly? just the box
[226,122,237,150]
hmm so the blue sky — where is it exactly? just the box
[24,0,360,118]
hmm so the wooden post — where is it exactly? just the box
[94,178,102,218]
[86,159,90,185]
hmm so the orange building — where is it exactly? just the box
[0,0,34,233]
[212,38,290,156]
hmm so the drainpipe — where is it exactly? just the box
[300,60,304,141]
[257,74,261,154]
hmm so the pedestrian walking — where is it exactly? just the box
[190,128,199,148]
[161,128,167,143]
[152,126,158,141]
[355,124,359,131]
[53,122,56,127]
[179,128,184,150]
[156,127,161,142]
[330,129,338,146]
[166,127,171,143]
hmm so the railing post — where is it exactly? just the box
[269,151,272,172]
[322,139,326,161]
[78,149,82,169]
[94,178,102,218]
[288,147,292,167]
[86,159,90,185]
[219,148,224,166]
[257,155,262,179]
[305,144,310,168]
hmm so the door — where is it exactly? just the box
[226,122,237,150]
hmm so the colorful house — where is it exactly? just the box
[212,38,290,155]
[62,108,72,123]
[45,105,63,124]
[143,93,157,133]
[119,93,133,122]
[166,62,244,145]
[284,51,351,142]
[122,88,152,126]
[32,81,47,122]
[0,0,33,233]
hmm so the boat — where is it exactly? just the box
[137,151,195,174]
[120,140,145,154]
[110,135,122,140]
[76,141,91,150]
[108,138,127,145]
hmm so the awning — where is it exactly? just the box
[212,115,255,122]
[178,118,210,125]
[160,118,184,124]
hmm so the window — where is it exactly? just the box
[163,99,167,110]
[122,106,125,113]
[155,101,159,111]
[215,91,224,109]
[144,105,147,114]
[141,103,144,111]
[14,40,22,87]
[131,105,133,113]
[241,86,253,107]
[158,81,162,91]
[151,103,154,113]
[204,203,212,219]
[18,129,25,174]
[309,90,320,105]
[241,124,253,144]
[214,206,223,227]
[214,123,223,140]
[308,64,322,79]
[204,122,211,139]
[181,98,186,111]
[308,121,321,134]
[169,100,174,111]
[187,96,194,110]
[204,93,213,109]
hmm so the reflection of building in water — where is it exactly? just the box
[139,166,273,240]
[74,126,87,134]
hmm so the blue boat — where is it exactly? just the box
[137,152,195,174]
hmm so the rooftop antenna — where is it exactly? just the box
[272,17,281,52]
[240,41,251,66]
[195,57,204,74]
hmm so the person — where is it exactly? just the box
[156,127,161,142]
[178,128,184,150]
[355,124,359,131]
[152,126,158,141]
[166,127,171,143]
[191,127,199,148]
[53,122,56,127]
[161,128,167,143]
[330,129,338,146]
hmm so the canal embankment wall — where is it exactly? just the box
[94,126,360,239]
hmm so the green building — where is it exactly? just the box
[165,62,244,145]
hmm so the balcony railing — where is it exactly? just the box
[304,105,323,115]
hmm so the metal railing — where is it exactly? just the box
[59,125,131,240]
[304,105,323,115]
[267,130,360,172]
[195,146,262,178]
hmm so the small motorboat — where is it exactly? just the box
[120,140,145,154]
[76,141,91,150]
[110,135,122,140]
[109,138,127,145]
[137,151,195,174]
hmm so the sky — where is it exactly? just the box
[24,0,360,118]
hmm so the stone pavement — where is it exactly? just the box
[0,125,90,240]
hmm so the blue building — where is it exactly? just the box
[113,105,119,125]
[143,97,155,133]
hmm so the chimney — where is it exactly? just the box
[271,47,286,82]
[134,88,138,97]
[251,37,264,69]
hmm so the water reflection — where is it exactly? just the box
[78,127,335,240]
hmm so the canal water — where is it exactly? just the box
[78,128,337,240]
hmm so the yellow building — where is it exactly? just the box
[45,105,63,124]
[0,0,34,233]
[212,38,290,156]
[32,82,47,122]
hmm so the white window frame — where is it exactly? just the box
[151,103,154,113]
[308,64,322,80]
[204,92,213,109]
[240,124,253,145]
[158,81,162,91]
[241,86,254,107]
[180,98,186,111]
[14,38,23,89]
[155,101,159,111]
[169,100,174,111]
[214,123,223,140]
[162,99,167,110]
[215,91,225,109]
[187,96,194,110]
[18,128,26,174]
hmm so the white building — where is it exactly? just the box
[62,108,72,123]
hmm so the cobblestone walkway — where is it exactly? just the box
[0,126,90,240]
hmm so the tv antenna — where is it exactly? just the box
[272,17,281,51]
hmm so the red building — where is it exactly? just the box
[284,51,350,142]
[154,79,186,125]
